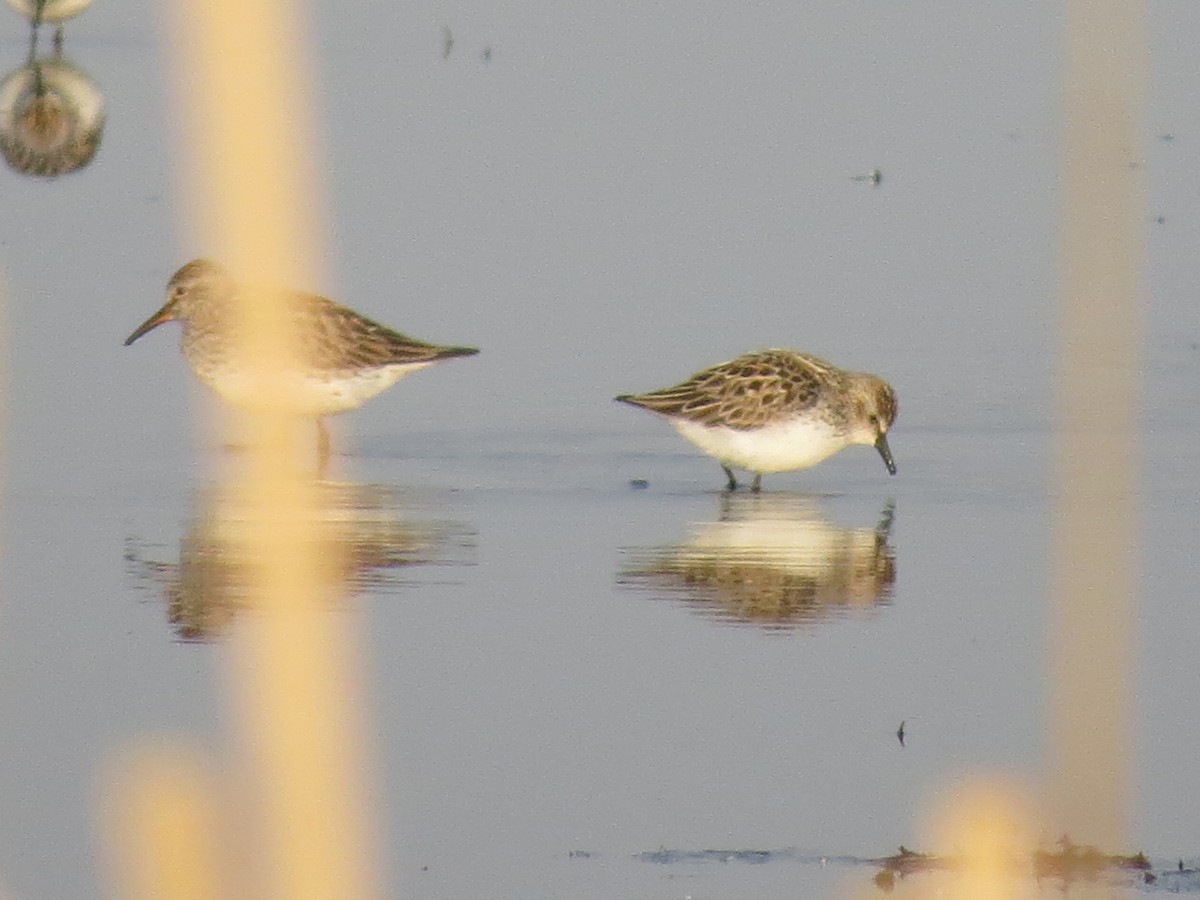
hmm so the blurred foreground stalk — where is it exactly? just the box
[109,1,376,898]
[878,4,1146,899]
[1050,0,1145,854]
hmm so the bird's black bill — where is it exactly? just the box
[432,345,480,361]
[875,432,897,475]
[123,305,172,346]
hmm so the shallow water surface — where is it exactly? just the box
[2,1,1200,898]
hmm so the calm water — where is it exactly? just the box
[2,2,1200,898]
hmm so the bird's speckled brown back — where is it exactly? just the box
[285,292,477,372]
[175,269,477,378]
[617,349,845,430]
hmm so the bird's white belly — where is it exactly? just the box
[672,416,846,474]
[197,362,431,416]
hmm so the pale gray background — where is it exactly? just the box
[0,1,1198,898]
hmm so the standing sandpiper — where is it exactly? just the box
[616,348,897,491]
[124,259,479,471]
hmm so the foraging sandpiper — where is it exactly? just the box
[616,348,897,491]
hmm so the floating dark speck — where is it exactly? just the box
[850,168,882,186]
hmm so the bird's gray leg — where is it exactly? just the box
[722,465,738,492]
[751,473,762,493]
[316,419,331,478]
[52,25,63,54]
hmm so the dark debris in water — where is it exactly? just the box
[639,848,773,865]
[1033,837,1149,881]
[617,840,1200,893]
[869,838,1176,894]
[632,847,861,867]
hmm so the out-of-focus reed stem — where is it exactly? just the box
[107,749,224,900]
[1050,0,1145,853]
[107,2,378,898]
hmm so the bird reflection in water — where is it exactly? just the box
[5,0,95,51]
[0,22,104,177]
[619,495,896,629]
[125,482,475,642]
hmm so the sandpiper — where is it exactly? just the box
[616,348,897,491]
[124,259,479,470]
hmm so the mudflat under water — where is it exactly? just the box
[2,2,1200,898]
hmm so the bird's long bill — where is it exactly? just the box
[123,304,173,346]
[875,432,897,475]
